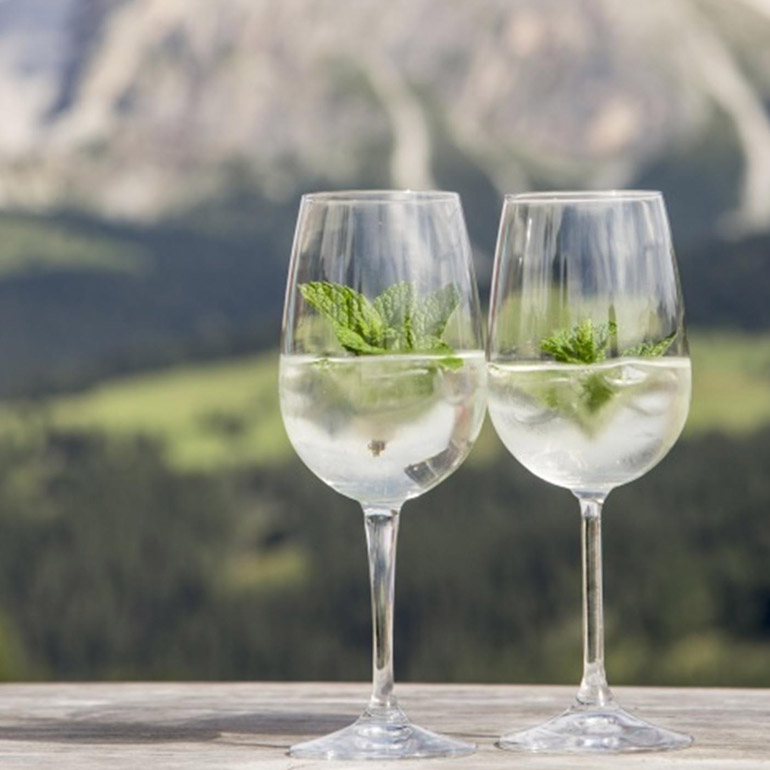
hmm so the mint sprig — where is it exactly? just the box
[299,280,462,368]
[622,332,676,358]
[540,319,616,366]
[298,282,385,355]
[539,319,677,415]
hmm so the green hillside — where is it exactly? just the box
[687,331,770,432]
[46,352,290,469]
[13,330,768,473]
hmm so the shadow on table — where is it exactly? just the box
[0,710,352,746]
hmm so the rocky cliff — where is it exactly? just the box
[1,0,769,232]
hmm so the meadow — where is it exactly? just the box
[31,330,770,472]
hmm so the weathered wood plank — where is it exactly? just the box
[0,682,764,768]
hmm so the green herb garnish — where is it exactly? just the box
[622,332,676,358]
[299,280,462,368]
[298,280,464,457]
[539,319,676,415]
[540,319,617,366]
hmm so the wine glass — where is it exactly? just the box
[279,190,486,760]
[487,191,693,753]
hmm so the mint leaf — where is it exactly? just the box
[596,320,618,358]
[299,282,386,354]
[539,319,676,416]
[373,281,415,329]
[375,282,416,351]
[438,354,463,370]
[299,280,463,372]
[540,319,614,365]
[334,326,386,355]
[410,334,453,358]
[413,285,461,340]
[622,331,676,358]
[580,371,617,413]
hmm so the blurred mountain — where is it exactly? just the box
[1,0,770,395]
[1,0,770,239]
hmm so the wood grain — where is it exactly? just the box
[0,682,764,768]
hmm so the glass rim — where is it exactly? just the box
[301,189,460,204]
[504,190,663,204]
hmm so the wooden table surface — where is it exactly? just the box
[0,682,765,768]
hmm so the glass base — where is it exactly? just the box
[497,701,692,754]
[290,705,476,760]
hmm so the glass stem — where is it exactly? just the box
[575,495,614,708]
[363,506,403,717]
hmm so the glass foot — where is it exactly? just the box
[290,706,476,760]
[498,701,692,754]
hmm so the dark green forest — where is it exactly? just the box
[0,419,767,686]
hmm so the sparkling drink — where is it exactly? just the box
[280,351,487,505]
[487,357,691,493]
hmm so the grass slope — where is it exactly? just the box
[688,331,770,433]
[48,352,290,469]
[23,330,770,471]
